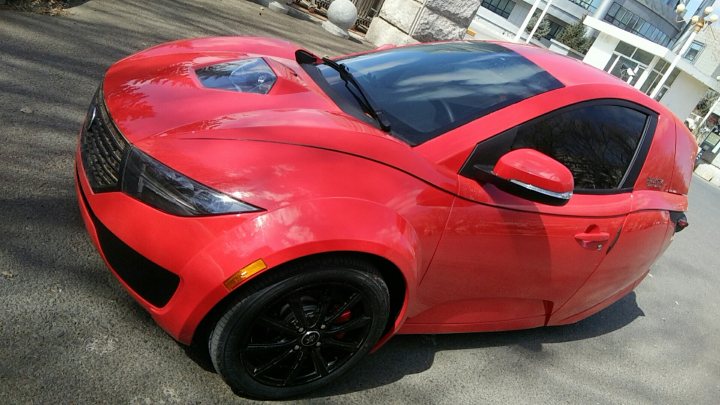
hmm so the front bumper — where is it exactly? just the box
[75,151,261,344]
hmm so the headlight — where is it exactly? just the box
[121,147,261,216]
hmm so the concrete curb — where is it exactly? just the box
[694,163,720,181]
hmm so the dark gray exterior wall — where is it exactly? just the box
[612,0,681,41]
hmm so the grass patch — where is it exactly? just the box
[1,0,72,15]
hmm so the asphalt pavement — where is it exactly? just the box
[1,1,719,403]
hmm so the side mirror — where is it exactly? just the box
[473,149,574,206]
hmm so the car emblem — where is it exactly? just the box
[646,177,664,189]
[86,106,97,130]
[300,331,321,347]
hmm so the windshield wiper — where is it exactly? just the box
[321,57,391,132]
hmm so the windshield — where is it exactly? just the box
[311,42,563,145]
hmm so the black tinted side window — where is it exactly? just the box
[460,102,654,192]
[512,105,647,190]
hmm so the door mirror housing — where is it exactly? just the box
[472,149,574,206]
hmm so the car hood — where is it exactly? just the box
[103,37,364,143]
[101,37,457,193]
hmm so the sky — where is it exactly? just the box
[686,0,703,17]
[684,0,720,18]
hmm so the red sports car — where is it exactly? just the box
[75,37,695,399]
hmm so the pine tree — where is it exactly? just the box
[526,15,552,39]
[555,20,590,54]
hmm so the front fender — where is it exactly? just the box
[176,198,422,343]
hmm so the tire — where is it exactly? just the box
[209,257,390,400]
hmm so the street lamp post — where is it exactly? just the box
[649,5,718,99]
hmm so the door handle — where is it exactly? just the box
[575,232,610,250]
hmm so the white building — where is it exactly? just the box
[365,0,720,123]
[471,0,682,45]
[581,15,720,120]
[468,0,720,121]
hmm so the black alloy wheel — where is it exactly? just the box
[209,258,390,399]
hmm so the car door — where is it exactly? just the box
[403,100,658,333]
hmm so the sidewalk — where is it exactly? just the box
[695,163,720,187]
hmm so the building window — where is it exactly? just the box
[604,42,679,100]
[683,41,705,63]
[545,19,565,40]
[604,42,653,85]
[567,0,602,12]
[638,59,680,100]
[604,2,671,46]
[481,0,516,19]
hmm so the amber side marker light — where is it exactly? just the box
[224,259,267,291]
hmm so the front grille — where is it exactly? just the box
[80,91,128,192]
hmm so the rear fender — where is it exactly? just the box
[669,117,698,195]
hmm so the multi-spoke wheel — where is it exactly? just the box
[209,258,390,399]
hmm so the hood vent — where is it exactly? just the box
[195,58,276,94]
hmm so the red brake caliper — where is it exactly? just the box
[334,310,352,339]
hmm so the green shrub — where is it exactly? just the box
[3,0,69,15]
[525,15,552,39]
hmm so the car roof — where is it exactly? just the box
[497,41,632,87]
[497,41,679,119]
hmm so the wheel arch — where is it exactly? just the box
[174,197,425,346]
[189,250,409,350]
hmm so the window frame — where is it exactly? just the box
[567,0,601,12]
[603,2,671,46]
[481,0,516,19]
[683,41,705,63]
[459,99,659,195]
